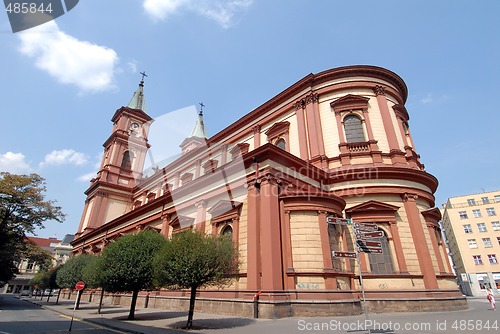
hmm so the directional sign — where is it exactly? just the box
[357,230,384,239]
[332,251,357,259]
[354,222,377,230]
[354,223,379,232]
[327,216,351,225]
[357,247,383,254]
[357,240,382,248]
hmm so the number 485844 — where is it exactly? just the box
[6,2,53,14]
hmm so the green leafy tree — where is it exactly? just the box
[0,172,65,286]
[153,230,239,329]
[56,254,94,309]
[97,230,168,320]
[82,255,106,313]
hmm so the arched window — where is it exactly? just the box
[121,151,134,171]
[367,230,394,274]
[344,115,365,143]
[221,225,233,236]
[275,138,286,150]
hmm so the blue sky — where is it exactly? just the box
[1,0,499,239]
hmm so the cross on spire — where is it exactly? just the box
[140,71,148,81]
[199,102,205,116]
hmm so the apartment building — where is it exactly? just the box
[442,191,500,296]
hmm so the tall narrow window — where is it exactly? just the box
[367,230,394,274]
[121,151,134,171]
[343,115,365,143]
[275,138,286,150]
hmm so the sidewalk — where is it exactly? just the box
[22,296,496,334]
[24,296,261,334]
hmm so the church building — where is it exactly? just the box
[71,65,466,317]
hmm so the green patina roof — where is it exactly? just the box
[127,80,147,112]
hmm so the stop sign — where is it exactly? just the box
[75,281,85,291]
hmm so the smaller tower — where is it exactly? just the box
[180,102,208,155]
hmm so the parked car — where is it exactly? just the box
[20,290,31,296]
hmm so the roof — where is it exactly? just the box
[26,236,61,250]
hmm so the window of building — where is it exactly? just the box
[467,239,478,248]
[26,262,34,270]
[494,195,500,203]
[368,230,394,274]
[467,198,476,206]
[473,255,483,265]
[343,115,366,143]
[488,254,498,264]
[487,208,497,216]
[463,224,473,233]
[459,211,468,219]
[120,151,134,171]
[478,223,487,232]
[483,238,493,248]
[472,209,482,218]
[498,237,500,246]
[221,225,233,236]
[493,221,500,231]
[275,138,286,150]
[482,197,490,204]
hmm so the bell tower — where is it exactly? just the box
[75,75,153,236]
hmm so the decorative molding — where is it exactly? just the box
[330,94,370,113]
[294,92,319,110]
[373,85,386,96]
[229,143,250,160]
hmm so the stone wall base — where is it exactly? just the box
[93,293,467,319]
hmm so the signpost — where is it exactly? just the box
[328,215,387,333]
[69,281,85,332]
[332,250,357,259]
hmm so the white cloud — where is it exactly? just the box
[0,152,32,174]
[77,172,97,182]
[143,0,253,28]
[421,94,433,104]
[40,149,88,167]
[18,21,118,93]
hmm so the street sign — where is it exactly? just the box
[332,251,357,259]
[327,216,351,225]
[75,281,85,291]
[354,222,377,229]
[356,230,384,239]
[357,247,383,254]
[357,240,382,248]
[354,223,379,232]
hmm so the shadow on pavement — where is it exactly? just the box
[168,317,256,330]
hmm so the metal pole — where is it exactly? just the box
[68,290,80,332]
[352,221,370,334]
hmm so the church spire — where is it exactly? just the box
[189,102,207,138]
[127,71,147,112]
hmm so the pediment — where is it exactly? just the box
[265,122,290,138]
[208,200,242,218]
[330,94,370,112]
[169,215,195,228]
[346,200,399,213]
[421,207,442,223]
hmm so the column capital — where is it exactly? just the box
[252,125,261,133]
[402,193,418,202]
[195,199,207,208]
[373,85,386,96]
[294,92,319,110]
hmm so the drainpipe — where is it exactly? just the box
[253,291,262,318]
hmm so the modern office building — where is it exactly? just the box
[71,65,465,317]
[442,191,500,296]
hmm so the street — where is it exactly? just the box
[0,294,129,334]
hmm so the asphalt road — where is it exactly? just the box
[0,294,130,334]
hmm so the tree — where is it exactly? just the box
[153,230,239,329]
[56,254,94,309]
[0,172,65,286]
[97,230,168,320]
